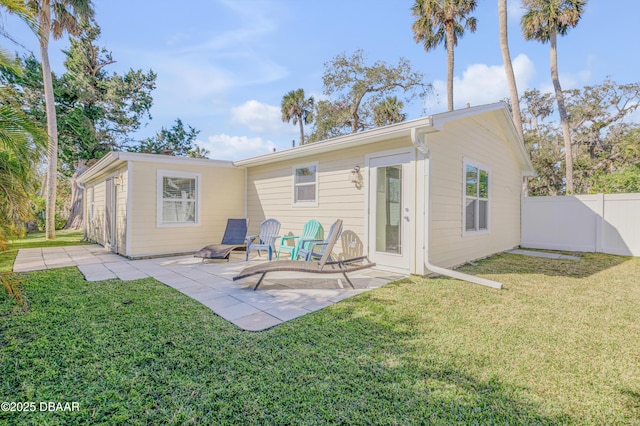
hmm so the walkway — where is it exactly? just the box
[13,245,404,331]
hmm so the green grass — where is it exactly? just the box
[0,246,639,424]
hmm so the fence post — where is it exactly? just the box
[594,193,605,253]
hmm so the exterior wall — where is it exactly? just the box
[84,165,127,252]
[427,114,524,268]
[127,160,245,257]
[115,170,128,254]
[246,138,410,259]
[85,180,105,245]
[522,193,640,256]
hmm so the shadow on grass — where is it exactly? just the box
[456,251,632,279]
[1,267,570,425]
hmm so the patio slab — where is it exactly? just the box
[13,245,405,331]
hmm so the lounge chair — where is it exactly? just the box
[276,219,323,260]
[194,218,248,262]
[233,219,376,290]
[295,219,342,261]
[245,218,281,261]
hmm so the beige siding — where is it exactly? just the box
[115,170,127,254]
[85,181,105,244]
[246,138,409,259]
[128,161,245,257]
[428,113,523,267]
[84,166,127,252]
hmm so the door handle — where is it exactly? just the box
[404,216,410,222]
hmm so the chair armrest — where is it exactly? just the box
[298,238,323,250]
[246,235,258,244]
[279,235,300,245]
[306,241,329,258]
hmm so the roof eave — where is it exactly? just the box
[233,116,435,167]
[77,151,236,183]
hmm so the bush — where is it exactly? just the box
[590,164,640,194]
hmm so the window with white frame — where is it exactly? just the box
[88,186,95,221]
[464,160,490,233]
[293,162,318,206]
[157,171,199,226]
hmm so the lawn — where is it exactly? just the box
[0,230,88,273]
[1,238,639,424]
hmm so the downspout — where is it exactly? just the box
[411,127,502,290]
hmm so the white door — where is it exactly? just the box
[368,151,414,273]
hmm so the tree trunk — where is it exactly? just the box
[446,23,455,111]
[549,31,574,194]
[39,3,58,240]
[64,161,88,230]
[298,117,304,146]
[498,0,525,142]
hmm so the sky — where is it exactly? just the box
[2,0,639,161]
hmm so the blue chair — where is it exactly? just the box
[277,219,323,260]
[194,218,248,262]
[246,218,281,261]
[296,220,343,262]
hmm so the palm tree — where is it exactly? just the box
[373,96,406,126]
[0,94,46,249]
[521,0,585,194]
[412,0,478,111]
[498,0,524,142]
[24,0,93,239]
[281,89,314,146]
[0,13,46,248]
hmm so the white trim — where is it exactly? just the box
[364,147,415,274]
[292,161,319,207]
[125,161,133,256]
[156,169,201,227]
[78,151,235,184]
[233,102,532,169]
[88,185,95,222]
[243,167,248,219]
[462,157,491,236]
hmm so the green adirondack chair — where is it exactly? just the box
[276,219,323,260]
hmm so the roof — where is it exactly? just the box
[234,102,535,175]
[77,151,235,183]
[79,102,535,182]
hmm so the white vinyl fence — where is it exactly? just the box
[521,193,640,256]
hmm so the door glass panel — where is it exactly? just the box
[376,165,401,254]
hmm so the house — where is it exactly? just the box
[78,102,535,277]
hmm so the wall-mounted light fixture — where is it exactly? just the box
[349,165,363,189]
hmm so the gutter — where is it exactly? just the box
[411,128,503,290]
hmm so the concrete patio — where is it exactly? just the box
[13,245,404,331]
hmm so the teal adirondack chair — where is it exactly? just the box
[276,219,323,260]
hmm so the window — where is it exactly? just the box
[157,171,199,226]
[464,160,489,233]
[88,186,95,221]
[293,162,318,206]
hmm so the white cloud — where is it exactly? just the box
[197,134,276,161]
[426,54,536,112]
[185,0,280,53]
[231,100,295,134]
